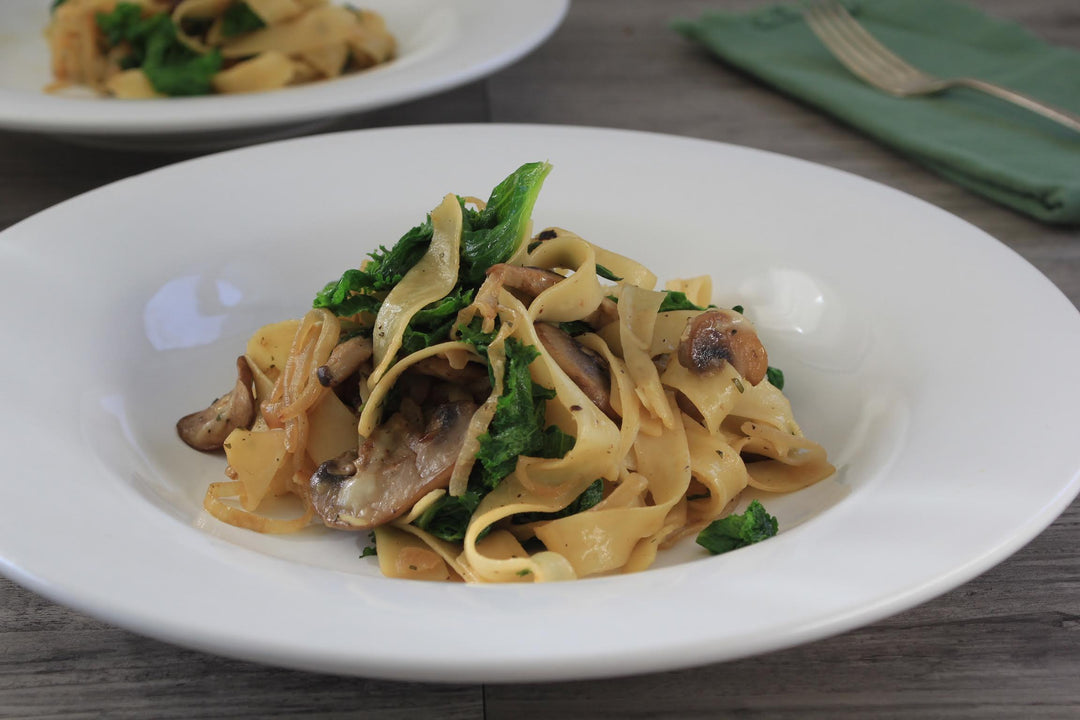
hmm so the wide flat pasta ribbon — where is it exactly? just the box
[369,194,462,387]
[738,421,835,493]
[530,228,657,290]
[523,233,605,324]
[535,394,693,577]
[219,4,360,58]
[681,416,748,522]
[617,286,676,429]
[358,341,481,438]
[457,295,622,582]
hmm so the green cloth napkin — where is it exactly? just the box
[673,0,1080,225]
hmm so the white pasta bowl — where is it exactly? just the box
[0,124,1077,682]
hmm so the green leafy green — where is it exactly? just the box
[512,479,603,524]
[459,162,552,284]
[407,286,474,329]
[456,317,499,352]
[221,1,266,36]
[474,339,575,489]
[96,2,145,45]
[696,500,778,555]
[359,532,377,558]
[414,334,576,541]
[51,0,70,11]
[313,162,551,321]
[95,3,222,96]
[658,290,706,312]
[595,264,622,282]
[312,218,435,316]
[383,223,436,286]
[362,218,437,292]
[557,320,593,337]
[536,412,577,458]
[312,270,384,316]
[732,304,744,314]
[312,274,375,314]
[399,287,475,356]
[413,488,484,542]
[143,42,222,96]
[766,366,785,390]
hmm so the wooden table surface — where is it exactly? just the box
[2,1,1078,717]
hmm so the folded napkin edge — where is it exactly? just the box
[673,0,1080,226]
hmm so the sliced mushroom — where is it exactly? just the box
[316,335,374,387]
[482,264,619,329]
[534,322,615,418]
[410,357,492,404]
[177,356,256,451]
[309,399,477,530]
[411,401,479,480]
[410,356,488,384]
[677,309,768,385]
[489,264,563,298]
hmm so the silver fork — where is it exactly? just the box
[803,0,1080,134]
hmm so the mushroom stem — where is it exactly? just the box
[176,356,256,451]
[316,335,374,387]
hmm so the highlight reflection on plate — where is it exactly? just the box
[1,125,1078,682]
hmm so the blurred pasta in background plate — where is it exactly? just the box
[46,0,394,97]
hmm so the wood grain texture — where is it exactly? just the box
[1,0,1078,717]
[487,500,1080,719]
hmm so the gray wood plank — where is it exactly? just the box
[0,573,483,720]
[0,619,482,719]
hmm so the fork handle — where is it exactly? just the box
[954,78,1080,134]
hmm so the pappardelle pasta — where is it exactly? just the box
[177,163,835,583]
[46,0,394,98]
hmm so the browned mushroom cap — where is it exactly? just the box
[534,322,614,418]
[309,399,477,530]
[485,264,619,330]
[677,309,768,385]
[176,356,256,451]
[316,335,374,387]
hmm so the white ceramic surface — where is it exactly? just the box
[0,0,568,149]
[1,124,1078,682]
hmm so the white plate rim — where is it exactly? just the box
[1,123,1078,682]
[0,0,569,136]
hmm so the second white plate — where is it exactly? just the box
[0,0,568,149]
